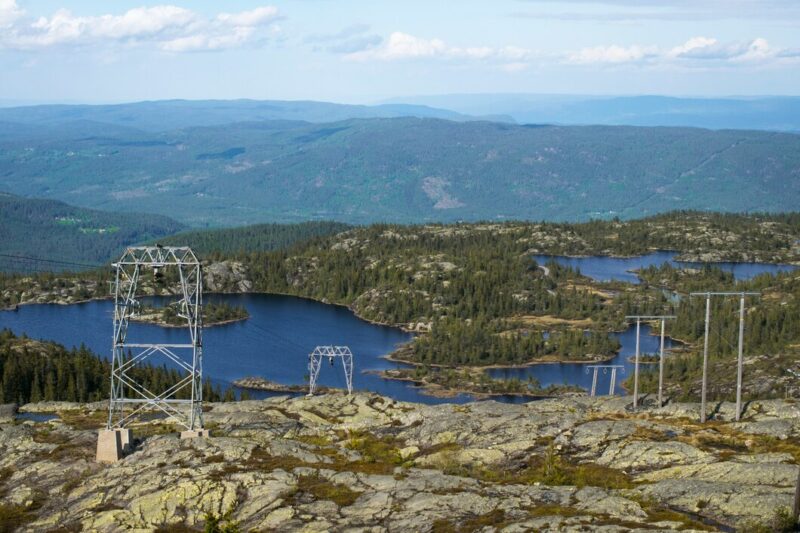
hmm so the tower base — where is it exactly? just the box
[180,428,210,440]
[96,430,123,463]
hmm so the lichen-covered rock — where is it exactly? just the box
[1,393,798,532]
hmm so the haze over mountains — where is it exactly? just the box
[0,100,506,132]
[386,94,800,132]
[0,98,799,227]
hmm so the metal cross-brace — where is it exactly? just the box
[586,365,625,396]
[308,346,354,396]
[107,246,205,431]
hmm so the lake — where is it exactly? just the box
[0,294,475,405]
[0,293,668,404]
[533,251,798,284]
[487,323,675,394]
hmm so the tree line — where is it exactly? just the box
[0,329,244,405]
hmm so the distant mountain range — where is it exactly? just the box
[0,99,510,132]
[0,192,184,270]
[0,108,798,226]
[385,94,800,132]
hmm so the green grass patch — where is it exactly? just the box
[343,430,406,467]
[431,509,508,532]
[292,474,362,507]
[428,442,634,490]
[58,410,108,431]
[527,504,581,518]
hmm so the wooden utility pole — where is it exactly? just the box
[625,315,676,411]
[690,292,760,424]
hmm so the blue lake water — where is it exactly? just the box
[16,412,60,422]
[533,251,798,284]
[0,293,672,403]
[0,294,477,405]
[488,324,674,394]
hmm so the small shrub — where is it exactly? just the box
[0,504,34,533]
[741,507,798,533]
[203,510,240,533]
[293,474,362,507]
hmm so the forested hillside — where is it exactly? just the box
[158,221,351,256]
[0,192,184,271]
[1,117,798,225]
[6,212,798,382]
[0,330,230,404]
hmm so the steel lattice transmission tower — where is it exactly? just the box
[107,246,205,432]
[308,346,354,396]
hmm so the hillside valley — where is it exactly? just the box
[0,114,798,225]
[0,192,184,271]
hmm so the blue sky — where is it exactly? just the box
[1,0,798,103]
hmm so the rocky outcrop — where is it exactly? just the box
[203,261,253,293]
[1,394,798,532]
[0,403,17,422]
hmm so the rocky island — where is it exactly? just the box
[129,301,249,328]
[1,392,798,532]
[232,377,311,394]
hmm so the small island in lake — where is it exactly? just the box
[233,376,333,394]
[130,301,249,328]
[376,366,584,399]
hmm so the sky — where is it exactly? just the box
[0,0,799,104]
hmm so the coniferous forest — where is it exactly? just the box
[1,211,800,399]
[0,329,228,404]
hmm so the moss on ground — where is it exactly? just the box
[292,474,362,507]
[432,509,509,533]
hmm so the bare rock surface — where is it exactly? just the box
[1,393,798,532]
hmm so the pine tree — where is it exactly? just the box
[223,388,236,402]
[30,371,42,403]
[44,371,56,402]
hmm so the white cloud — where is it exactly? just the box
[568,44,657,64]
[566,36,791,66]
[367,32,448,60]
[337,30,794,72]
[668,36,776,62]
[0,0,23,28]
[216,7,278,28]
[668,36,718,58]
[0,2,280,52]
[737,38,772,62]
[344,31,536,66]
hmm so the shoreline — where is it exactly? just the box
[364,369,559,400]
[233,289,420,334]
[531,247,800,266]
[130,315,249,329]
[2,290,694,373]
[383,351,618,371]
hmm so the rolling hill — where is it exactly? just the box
[0,99,505,132]
[0,192,184,271]
[0,117,798,226]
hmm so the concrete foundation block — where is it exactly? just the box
[180,428,210,440]
[117,428,133,452]
[96,429,123,463]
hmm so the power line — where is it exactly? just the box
[0,253,103,269]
